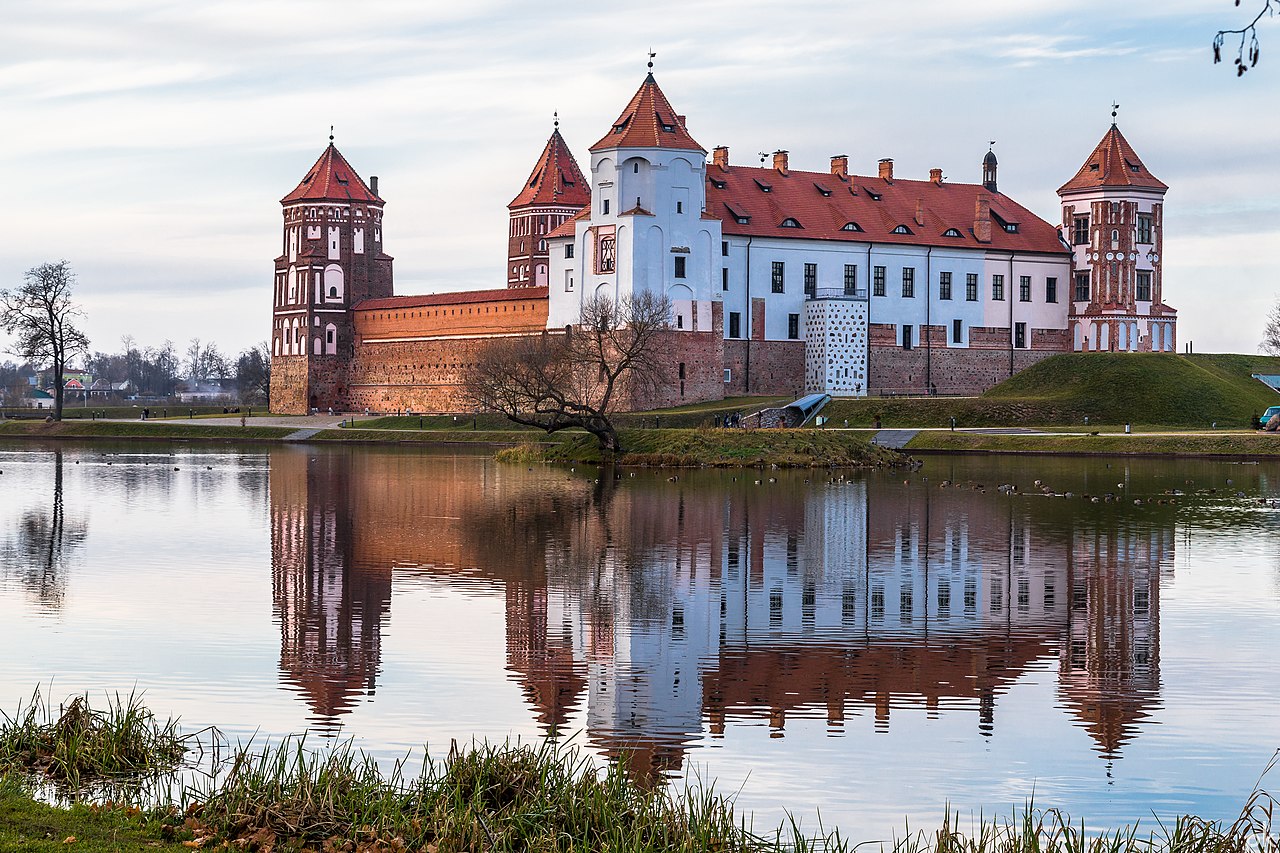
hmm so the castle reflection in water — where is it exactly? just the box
[270,448,1169,775]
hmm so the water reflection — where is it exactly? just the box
[0,449,89,611]
[270,449,391,732]
[265,449,1177,775]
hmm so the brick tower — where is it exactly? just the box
[270,141,394,413]
[507,119,589,288]
[1059,122,1175,353]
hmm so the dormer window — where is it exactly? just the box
[754,179,772,193]
[1126,159,1141,172]
[612,116,631,134]
[780,218,801,228]
[736,217,749,225]
[1003,223,1019,233]
[661,122,676,133]
[892,224,912,234]
[709,177,726,189]
[867,190,882,201]
[943,228,963,237]
[1089,163,1100,172]
[814,183,833,197]
[841,222,863,232]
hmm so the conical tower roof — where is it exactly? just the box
[509,128,590,209]
[590,73,705,153]
[1058,125,1167,195]
[282,144,383,204]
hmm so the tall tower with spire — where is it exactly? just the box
[270,140,394,414]
[1058,117,1174,353]
[508,118,590,288]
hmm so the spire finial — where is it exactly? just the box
[1111,102,1120,125]
[553,111,559,130]
[988,139,996,150]
[329,125,334,144]
[647,49,656,71]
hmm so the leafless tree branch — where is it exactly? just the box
[1215,0,1274,75]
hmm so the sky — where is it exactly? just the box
[1,0,1278,360]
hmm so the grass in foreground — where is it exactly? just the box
[0,419,292,441]
[0,688,189,791]
[1,691,1276,852]
[515,428,899,467]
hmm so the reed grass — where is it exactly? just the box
[0,687,189,790]
[3,691,1277,852]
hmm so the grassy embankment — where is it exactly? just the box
[821,353,1280,430]
[2,691,1275,853]
[501,428,898,467]
[0,419,294,441]
[905,430,1280,456]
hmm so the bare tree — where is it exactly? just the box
[0,261,89,420]
[1262,298,1280,355]
[466,291,671,453]
[185,337,230,383]
[1216,0,1275,75]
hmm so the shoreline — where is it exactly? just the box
[6,419,1280,462]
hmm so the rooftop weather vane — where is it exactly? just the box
[989,139,996,150]
[329,125,334,143]
[553,111,559,129]
[648,49,656,71]
[1111,102,1120,124]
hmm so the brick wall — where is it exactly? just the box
[869,345,1060,396]
[354,294,548,340]
[723,339,805,397]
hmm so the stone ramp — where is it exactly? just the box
[283,428,325,441]
[871,429,919,449]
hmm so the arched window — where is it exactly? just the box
[943,228,963,237]
[892,224,912,234]
[324,265,344,301]
[841,222,862,232]
[325,323,338,355]
[780,217,801,228]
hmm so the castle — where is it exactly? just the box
[269,71,1175,414]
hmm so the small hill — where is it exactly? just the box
[982,353,1280,426]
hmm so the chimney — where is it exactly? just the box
[370,175,379,197]
[677,114,687,128]
[929,168,943,185]
[974,194,992,243]
[915,199,925,227]
[712,146,730,170]
[773,150,789,174]
[830,154,849,180]
[878,158,893,181]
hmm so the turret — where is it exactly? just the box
[508,119,589,288]
[270,139,394,413]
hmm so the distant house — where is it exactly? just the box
[89,379,132,399]
[24,389,54,409]
[175,381,236,403]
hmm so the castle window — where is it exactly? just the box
[597,235,616,273]
[565,243,574,258]
[992,274,1005,301]
[814,182,832,197]
[873,266,886,297]
[939,271,952,300]
[804,263,816,296]
[943,228,963,237]
[1136,270,1152,301]
[721,240,729,256]
[771,261,785,293]
[788,314,800,340]
[676,201,684,214]
[736,217,749,225]
[1073,215,1090,244]
[841,221,863,232]
[952,319,963,343]
[538,239,546,252]
[780,217,801,228]
[892,224,911,234]
[1003,222,1019,233]
[1137,213,1153,244]
[728,312,741,339]
[722,267,729,291]
[602,199,610,215]
[1019,276,1031,302]
[674,256,687,279]
[902,267,915,298]
[1046,277,1058,303]
[754,179,772,192]
[844,264,858,295]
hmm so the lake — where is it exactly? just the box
[1,440,1277,840]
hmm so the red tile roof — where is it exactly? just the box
[355,287,547,311]
[708,164,1067,254]
[281,144,383,205]
[546,206,589,240]
[590,73,705,153]
[509,129,590,209]
[1058,125,1167,194]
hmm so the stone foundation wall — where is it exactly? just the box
[869,345,1061,396]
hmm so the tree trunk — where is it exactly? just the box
[53,358,64,421]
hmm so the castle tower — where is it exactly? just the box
[581,70,720,315]
[270,142,394,414]
[508,122,589,288]
[1059,123,1175,353]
